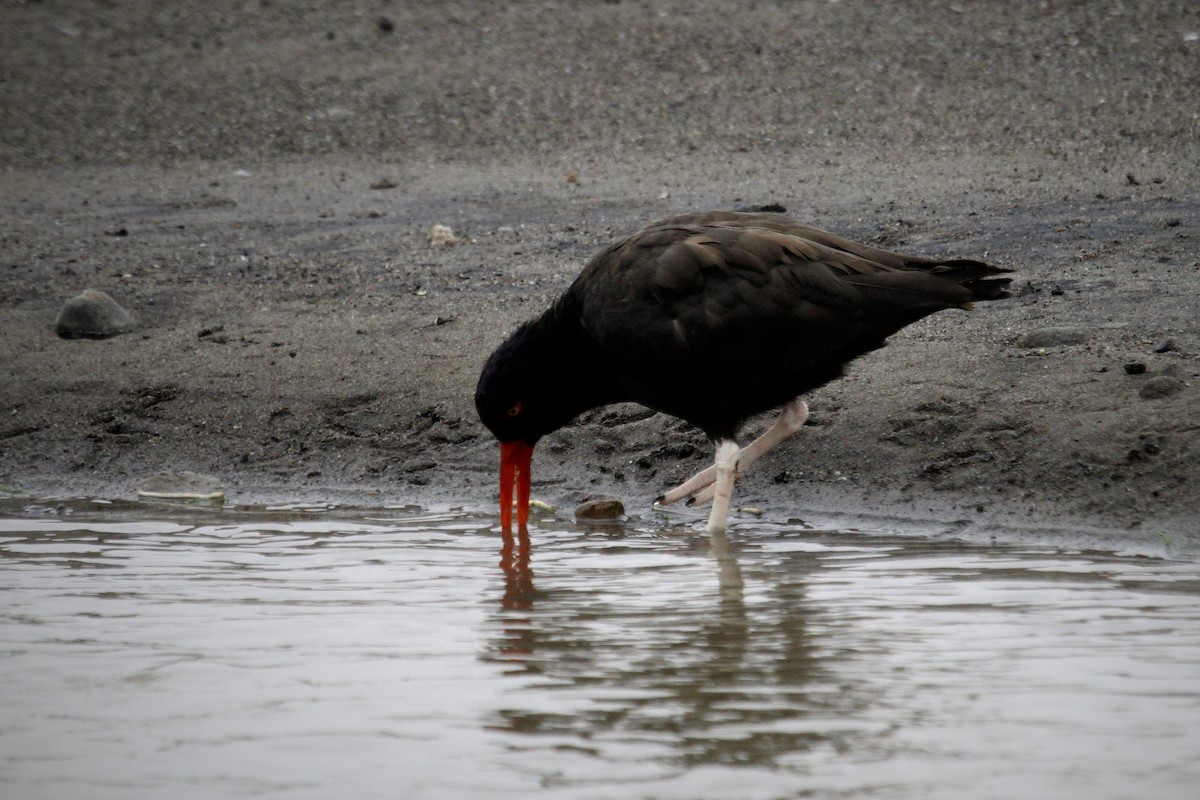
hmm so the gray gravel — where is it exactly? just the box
[2,1,1198,554]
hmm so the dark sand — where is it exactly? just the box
[3,2,1199,552]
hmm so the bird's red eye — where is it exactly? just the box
[507,402,522,417]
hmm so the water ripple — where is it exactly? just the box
[1,505,1198,799]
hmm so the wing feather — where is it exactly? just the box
[572,211,1010,394]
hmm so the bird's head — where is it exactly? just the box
[476,307,604,532]
[475,324,560,534]
[475,393,537,534]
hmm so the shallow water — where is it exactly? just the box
[2,501,1199,800]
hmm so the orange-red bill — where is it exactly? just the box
[499,440,534,533]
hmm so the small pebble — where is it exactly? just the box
[1154,336,1178,353]
[1139,376,1185,400]
[574,499,625,520]
[1124,362,1147,375]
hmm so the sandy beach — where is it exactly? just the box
[3,1,1199,551]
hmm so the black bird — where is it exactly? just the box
[475,211,1012,534]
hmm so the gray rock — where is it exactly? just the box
[1154,336,1179,353]
[1015,327,1090,348]
[1139,376,1186,400]
[54,289,136,339]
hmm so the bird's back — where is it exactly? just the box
[569,212,1011,437]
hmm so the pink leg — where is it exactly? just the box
[657,399,809,507]
[705,439,741,534]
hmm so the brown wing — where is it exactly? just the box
[568,212,1011,431]
[648,211,1010,296]
[576,212,1008,346]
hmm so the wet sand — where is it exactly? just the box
[3,2,1199,550]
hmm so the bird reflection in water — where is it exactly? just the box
[498,527,742,611]
[481,527,858,767]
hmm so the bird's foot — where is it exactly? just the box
[656,463,720,507]
[655,399,809,508]
[657,457,753,508]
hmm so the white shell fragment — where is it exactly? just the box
[137,470,226,501]
[429,224,457,247]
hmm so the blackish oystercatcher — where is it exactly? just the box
[475,211,1013,534]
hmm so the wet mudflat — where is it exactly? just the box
[2,502,1198,800]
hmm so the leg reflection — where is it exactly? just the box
[499,526,536,611]
[708,528,744,598]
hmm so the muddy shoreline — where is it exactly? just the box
[3,2,1198,554]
